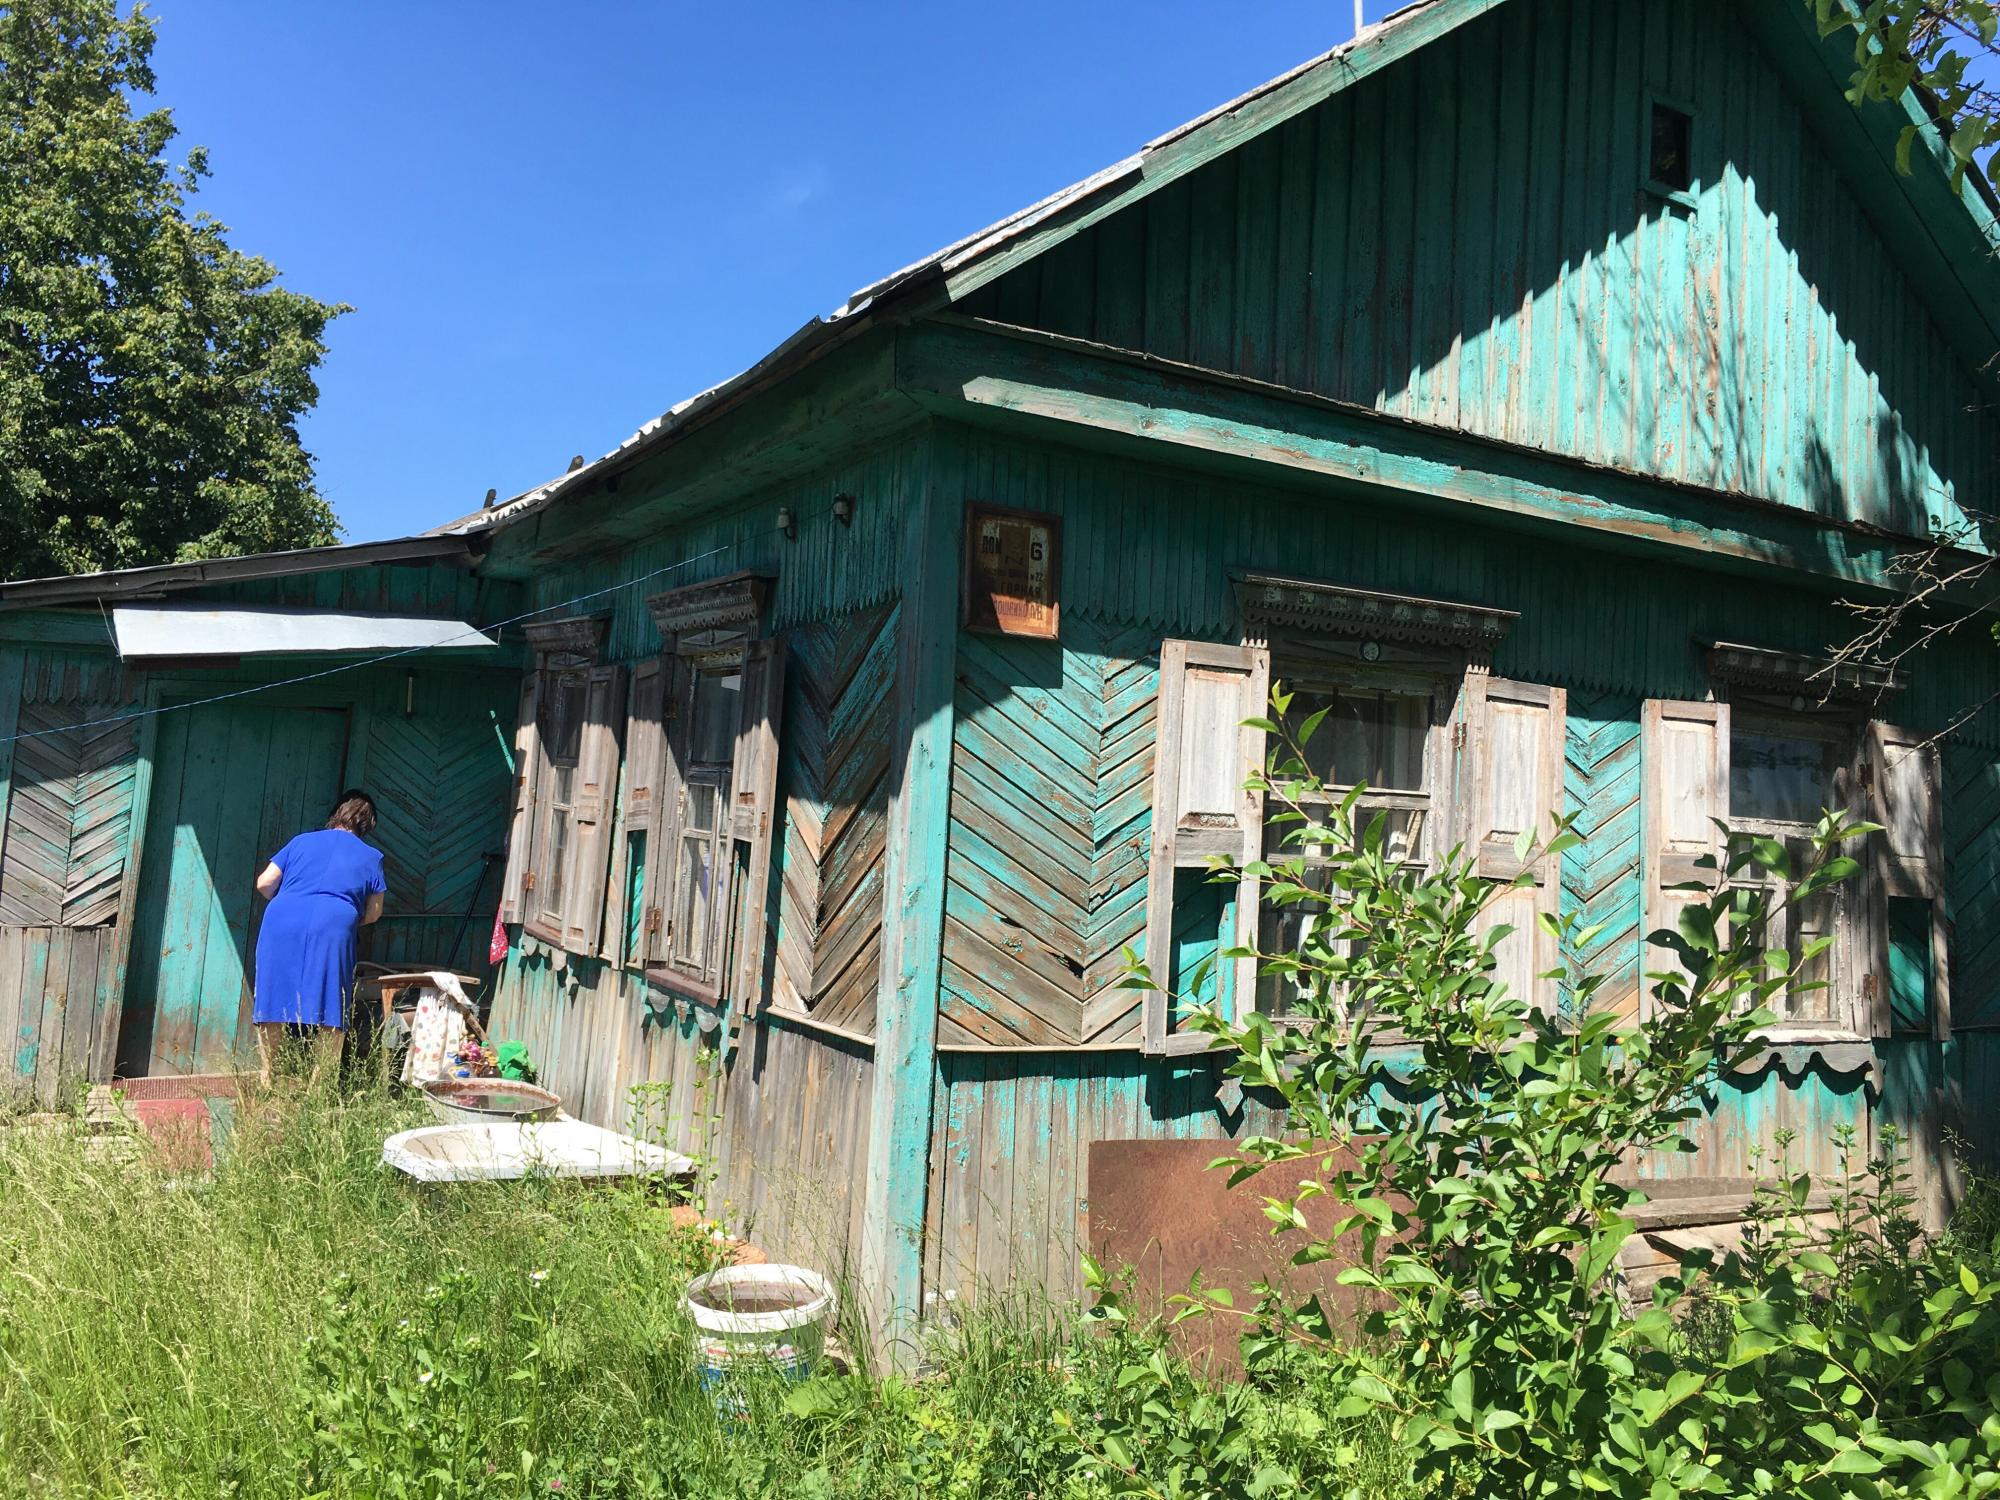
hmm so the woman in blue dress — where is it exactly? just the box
[251,789,387,1083]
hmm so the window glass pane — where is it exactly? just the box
[1789,867,1839,1022]
[1649,102,1693,192]
[690,670,742,765]
[544,810,568,915]
[1730,732,1832,825]
[1256,868,1336,1018]
[551,762,575,810]
[1363,805,1427,867]
[675,833,714,969]
[684,780,720,835]
[539,671,585,764]
[1284,687,1426,792]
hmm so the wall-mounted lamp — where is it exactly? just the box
[776,506,797,540]
[831,492,855,525]
[404,670,417,718]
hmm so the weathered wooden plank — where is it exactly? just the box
[0,926,22,1100]
[860,474,958,1360]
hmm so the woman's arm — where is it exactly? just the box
[255,862,283,899]
[363,890,385,926]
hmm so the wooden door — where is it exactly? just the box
[119,704,349,1076]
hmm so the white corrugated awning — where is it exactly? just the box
[110,604,496,661]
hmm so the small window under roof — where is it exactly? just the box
[1647,98,1695,201]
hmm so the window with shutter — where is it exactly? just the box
[638,572,781,1008]
[508,615,609,947]
[1465,676,1567,1015]
[1644,689,1934,1038]
[1222,572,1524,1032]
[1142,640,1269,1055]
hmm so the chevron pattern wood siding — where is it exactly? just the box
[1948,747,2000,1028]
[366,700,516,971]
[0,703,139,928]
[940,620,1158,1047]
[1562,694,1643,1021]
[772,604,897,1034]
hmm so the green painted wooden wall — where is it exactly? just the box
[958,0,1998,547]
[0,650,142,1103]
[0,557,522,1098]
[485,438,930,1277]
[913,419,1997,1290]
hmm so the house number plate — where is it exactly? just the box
[963,503,1060,640]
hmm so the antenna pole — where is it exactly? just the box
[1354,0,1364,37]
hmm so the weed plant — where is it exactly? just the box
[0,1066,1405,1498]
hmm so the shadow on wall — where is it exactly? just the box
[961,0,1996,558]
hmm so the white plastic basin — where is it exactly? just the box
[381,1120,693,1183]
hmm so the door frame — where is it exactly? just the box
[107,675,373,1077]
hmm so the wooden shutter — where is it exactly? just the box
[1641,698,1729,1016]
[640,655,691,969]
[727,636,788,1007]
[1465,676,1567,1015]
[500,672,541,924]
[1142,640,1269,1056]
[561,664,627,954]
[611,658,667,966]
[1865,722,1947,1039]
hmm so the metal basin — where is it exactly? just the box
[420,1077,562,1125]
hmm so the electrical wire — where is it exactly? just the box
[0,499,824,750]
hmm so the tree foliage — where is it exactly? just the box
[1814,0,2000,182]
[0,0,345,581]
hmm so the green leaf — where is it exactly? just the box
[1825,1445,1885,1475]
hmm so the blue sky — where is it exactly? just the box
[148,1,1398,543]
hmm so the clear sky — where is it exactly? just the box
[146,1,1400,543]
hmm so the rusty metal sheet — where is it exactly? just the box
[1087,1137,1400,1370]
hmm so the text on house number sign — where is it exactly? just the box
[963,503,1061,639]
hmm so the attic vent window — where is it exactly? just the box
[1646,97,1696,203]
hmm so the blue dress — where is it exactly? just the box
[252,829,386,1029]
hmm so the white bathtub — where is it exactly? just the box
[381,1119,694,1183]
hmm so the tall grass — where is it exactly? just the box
[0,1075,1415,1498]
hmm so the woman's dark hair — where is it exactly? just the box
[326,789,377,836]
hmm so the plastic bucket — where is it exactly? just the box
[684,1264,836,1416]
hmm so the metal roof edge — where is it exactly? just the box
[847,0,1475,310]
[0,534,479,611]
[428,303,891,541]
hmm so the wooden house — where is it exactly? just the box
[9,0,2000,1353]
[0,540,523,1095]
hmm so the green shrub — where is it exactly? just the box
[1082,696,2000,1498]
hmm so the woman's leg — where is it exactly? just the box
[254,1023,285,1088]
[309,1026,344,1087]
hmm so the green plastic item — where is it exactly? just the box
[495,1041,537,1084]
